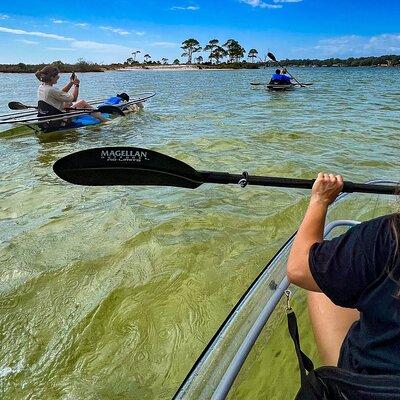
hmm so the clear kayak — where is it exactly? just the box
[173,180,398,400]
[0,92,156,135]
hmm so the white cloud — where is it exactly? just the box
[52,19,90,28]
[136,31,146,36]
[17,39,39,45]
[100,26,131,35]
[151,42,179,48]
[171,6,200,10]
[240,0,282,9]
[0,26,73,41]
[0,14,10,19]
[46,47,76,51]
[70,40,131,53]
[314,34,400,57]
[0,26,131,55]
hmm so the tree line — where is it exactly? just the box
[0,45,398,73]
[266,55,400,67]
[126,38,260,66]
[124,38,400,68]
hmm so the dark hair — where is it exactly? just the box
[391,213,400,264]
[117,93,129,101]
[35,66,59,83]
[389,196,400,297]
[275,69,281,74]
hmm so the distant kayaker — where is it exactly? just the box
[287,173,400,376]
[270,69,291,85]
[35,66,107,122]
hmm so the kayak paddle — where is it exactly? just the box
[251,82,313,87]
[267,52,305,88]
[8,98,111,111]
[53,147,399,195]
[8,101,37,110]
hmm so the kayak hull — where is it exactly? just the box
[266,84,295,91]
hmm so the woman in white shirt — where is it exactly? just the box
[35,66,107,122]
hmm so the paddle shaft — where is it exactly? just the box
[199,171,398,195]
[268,53,304,87]
[0,109,100,125]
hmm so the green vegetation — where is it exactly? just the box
[265,55,400,67]
[1,39,399,73]
[0,59,109,73]
[181,38,202,64]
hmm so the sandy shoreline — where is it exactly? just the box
[116,65,231,71]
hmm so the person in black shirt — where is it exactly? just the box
[287,172,400,375]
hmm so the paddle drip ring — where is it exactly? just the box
[238,171,249,188]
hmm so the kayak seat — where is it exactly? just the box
[288,310,400,400]
[37,100,71,133]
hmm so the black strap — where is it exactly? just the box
[287,309,325,399]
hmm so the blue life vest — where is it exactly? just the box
[102,96,123,105]
[271,74,291,84]
[272,73,283,81]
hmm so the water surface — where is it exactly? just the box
[0,67,399,399]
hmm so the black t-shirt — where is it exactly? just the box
[309,214,400,375]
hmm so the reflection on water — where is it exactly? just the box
[0,68,399,399]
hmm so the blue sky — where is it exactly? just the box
[0,0,399,64]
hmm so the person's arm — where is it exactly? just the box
[286,173,344,291]
[62,74,75,92]
[62,81,73,93]
[62,75,80,100]
[71,78,80,102]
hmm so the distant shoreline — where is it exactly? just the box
[115,65,232,71]
[0,55,399,74]
[1,65,398,74]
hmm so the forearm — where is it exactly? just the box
[287,199,328,278]
[296,199,328,246]
[62,82,73,92]
[72,85,79,102]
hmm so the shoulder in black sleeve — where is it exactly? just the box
[309,215,395,308]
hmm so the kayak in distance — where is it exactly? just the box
[250,82,313,90]
[0,92,156,135]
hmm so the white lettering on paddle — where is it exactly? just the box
[100,149,148,162]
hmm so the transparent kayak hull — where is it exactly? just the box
[174,180,399,400]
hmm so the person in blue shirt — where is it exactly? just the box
[270,69,292,85]
[101,93,143,113]
[102,93,130,106]
[287,172,400,376]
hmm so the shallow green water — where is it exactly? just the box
[0,68,399,399]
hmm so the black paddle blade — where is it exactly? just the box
[53,147,204,188]
[97,105,125,116]
[8,101,35,110]
[267,52,277,62]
